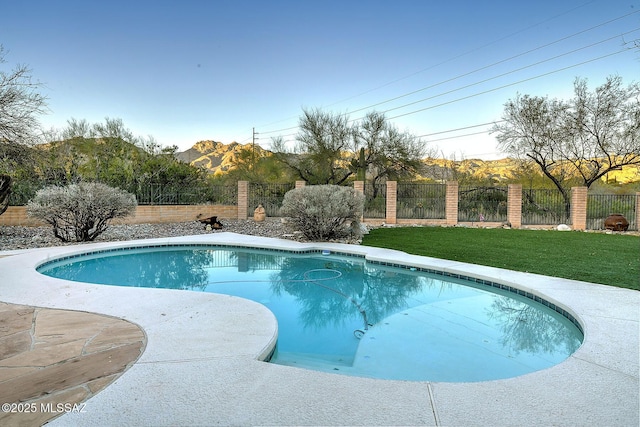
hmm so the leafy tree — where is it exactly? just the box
[27,182,137,242]
[272,108,354,185]
[493,76,640,216]
[223,146,296,183]
[354,111,430,195]
[46,118,206,191]
[272,109,429,187]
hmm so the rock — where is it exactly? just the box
[359,223,369,235]
[557,224,571,231]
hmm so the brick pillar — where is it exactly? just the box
[570,186,588,230]
[635,192,640,231]
[237,181,248,220]
[507,184,522,229]
[386,181,397,224]
[446,181,458,226]
[295,180,306,189]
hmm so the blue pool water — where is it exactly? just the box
[37,245,583,382]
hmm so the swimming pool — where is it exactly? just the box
[37,244,583,382]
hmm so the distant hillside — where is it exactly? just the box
[176,141,640,184]
[37,137,146,170]
[176,142,531,182]
[175,140,270,176]
[420,158,522,182]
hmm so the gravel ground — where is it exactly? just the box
[1,219,635,252]
[0,218,321,251]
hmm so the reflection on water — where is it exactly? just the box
[270,258,424,335]
[44,248,211,291]
[39,246,583,381]
[489,296,582,356]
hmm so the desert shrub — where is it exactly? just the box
[280,185,364,241]
[27,182,137,242]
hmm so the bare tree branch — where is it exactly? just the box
[0,46,48,145]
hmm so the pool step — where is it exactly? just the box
[272,351,353,371]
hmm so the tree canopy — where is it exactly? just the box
[272,109,429,185]
[0,117,210,206]
[492,75,640,213]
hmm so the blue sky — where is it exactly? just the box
[2,0,638,159]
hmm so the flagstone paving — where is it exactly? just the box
[0,302,146,426]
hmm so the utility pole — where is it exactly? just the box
[252,127,259,170]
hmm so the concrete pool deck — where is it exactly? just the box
[0,232,638,426]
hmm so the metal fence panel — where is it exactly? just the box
[458,186,508,222]
[247,183,295,217]
[9,181,238,207]
[364,182,386,219]
[397,183,446,219]
[587,193,636,230]
[522,188,570,225]
[7,180,40,206]
[136,183,237,206]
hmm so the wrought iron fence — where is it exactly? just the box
[587,193,636,230]
[8,180,239,207]
[247,182,295,217]
[522,188,570,225]
[7,179,636,231]
[7,180,40,206]
[135,183,237,206]
[397,183,446,219]
[363,182,386,219]
[458,186,508,222]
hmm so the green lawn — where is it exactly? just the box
[361,227,640,290]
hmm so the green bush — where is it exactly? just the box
[280,185,364,241]
[27,182,137,242]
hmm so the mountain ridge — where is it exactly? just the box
[175,140,639,184]
[176,140,270,176]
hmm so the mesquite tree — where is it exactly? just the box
[493,76,640,216]
[272,109,429,186]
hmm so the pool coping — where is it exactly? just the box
[0,232,638,426]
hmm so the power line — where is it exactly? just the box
[416,121,504,138]
[423,130,491,143]
[319,0,601,110]
[345,12,639,117]
[386,48,630,120]
[255,7,637,137]
[264,47,630,145]
[258,124,297,135]
[253,9,637,148]
[372,29,639,118]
